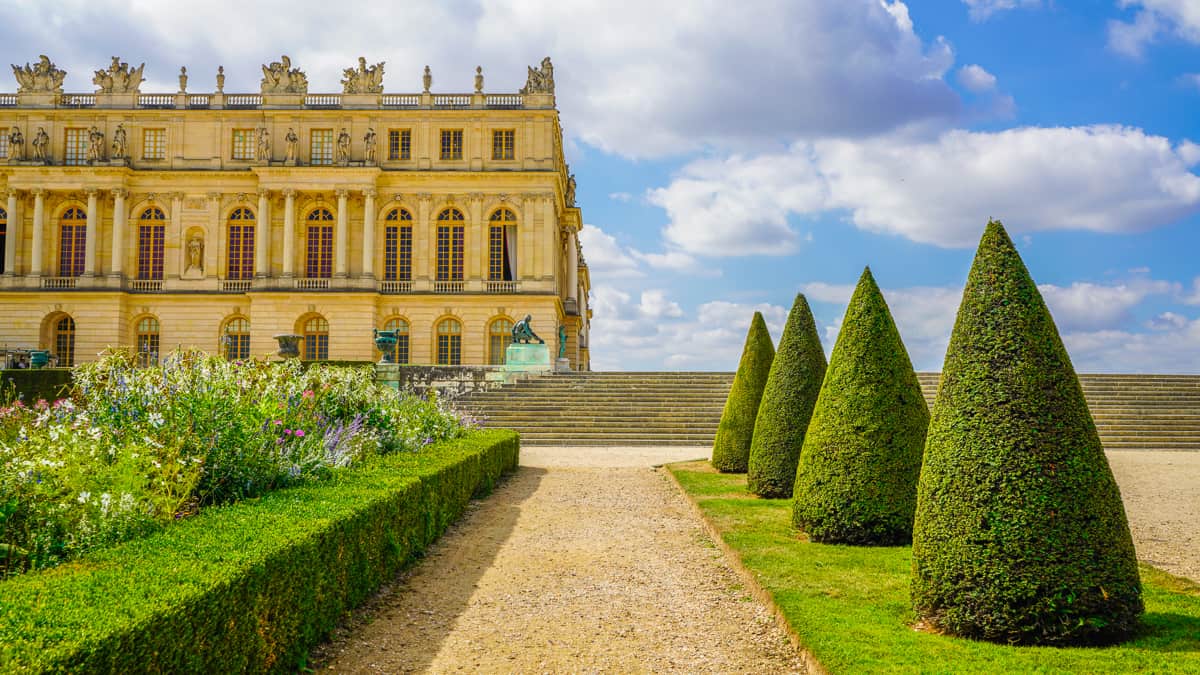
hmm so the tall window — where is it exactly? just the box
[231,128,255,160]
[223,317,250,361]
[492,129,515,160]
[384,318,410,365]
[64,128,88,166]
[383,208,412,281]
[436,318,462,365]
[305,208,334,278]
[387,129,411,160]
[0,134,8,159]
[143,128,166,160]
[302,316,329,361]
[226,207,255,280]
[489,208,517,281]
[137,208,166,280]
[58,207,87,277]
[489,318,513,365]
[135,316,160,367]
[0,207,6,275]
[54,316,76,367]
[440,129,463,160]
[310,129,334,165]
[436,208,464,281]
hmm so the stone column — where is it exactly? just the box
[4,190,18,276]
[468,192,484,280]
[169,193,183,278]
[566,227,579,310]
[541,194,556,280]
[256,188,270,277]
[414,193,431,281]
[29,189,45,277]
[361,187,376,279]
[335,188,349,277]
[84,189,99,276]
[281,188,296,277]
[110,188,127,278]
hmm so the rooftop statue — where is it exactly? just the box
[341,57,385,94]
[93,56,145,94]
[519,56,554,95]
[511,314,545,345]
[565,172,577,207]
[11,55,66,94]
[261,55,308,95]
[422,65,432,93]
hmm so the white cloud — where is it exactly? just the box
[629,249,715,276]
[961,0,1042,21]
[1110,0,1200,57]
[957,64,998,92]
[1061,317,1200,373]
[1148,311,1189,330]
[637,290,684,319]
[1182,277,1200,305]
[1038,278,1177,331]
[578,224,643,279]
[608,192,633,203]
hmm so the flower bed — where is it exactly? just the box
[0,350,467,577]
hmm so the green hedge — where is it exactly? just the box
[0,429,519,673]
[711,312,775,473]
[1,368,73,404]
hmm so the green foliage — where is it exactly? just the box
[0,429,518,673]
[911,220,1143,645]
[711,312,775,473]
[792,268,929,545]
[747,294,827,498]
[0,368,72,405]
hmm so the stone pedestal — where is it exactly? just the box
[505,342,552,374]
[556,357,571,372]
[375,362,401,391]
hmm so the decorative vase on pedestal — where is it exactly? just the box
[373,329,398,364]
[273,334,302,359]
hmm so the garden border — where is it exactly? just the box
[0,428,519,673]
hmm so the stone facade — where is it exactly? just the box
[0,56,591,369]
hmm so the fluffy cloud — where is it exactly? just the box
[1109,0,1200,57]
[957,64,998,92]
[1061,317,1200,373]
[578,225,643,279]
[1038,278,1178,331]
[961,0,1042,21]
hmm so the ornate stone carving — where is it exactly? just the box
[519,57,554,95]
[565,173,576,207]
[110,124,127,159]
[341,57,385,94]
[285,128,298,162]
[186,235,204,272]
[256,127,271,161]
[474,66,484,94]
[422,65,432,93]
[8,127,23,160]
[87,127,105,162]
[336,128,351,166]
[11,56,66,94]
[93,56,145,94]
[33,128,51,161]
[215,65,225,93]
[363,128,377,164]
[260,55,308,95]
[178,66,188,93]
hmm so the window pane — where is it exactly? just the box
[55,317,76,367]
[64,129,88,166]
[440,129,463,160]
[143,129,166,160]
[492,129,515,160]
[137,224,165,280]
[311,129,333,165]
[232,129,255,160]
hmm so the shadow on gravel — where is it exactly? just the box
[309,466,545,672]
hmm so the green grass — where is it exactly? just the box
[669,461,1200,674]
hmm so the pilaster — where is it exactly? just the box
[4,190,19,276]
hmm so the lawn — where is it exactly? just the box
[668,461,1200,674]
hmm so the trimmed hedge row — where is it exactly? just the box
[0,428,519,673]
[1,368,73,404]
[711,312,775,473]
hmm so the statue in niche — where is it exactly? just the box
[8,127,24,160]
[285,128,298,162]
[215,65,225,93]
[260,55,308,94]
[341,57,385,94]
[93,56,145,94]
[110,124,127,159]
[336,128,351,165]
[186,236,204,273]
[32,127,48,161]
[511,315,545,345]
[178,66,188,93]
[565,173,576,207]
[422,65,432,93]
[474,66,483,94]
[519,56,554,95]
[11,55,67,94]
[87,127,105,162]
[257,127,271,161]
[363,128,377,164]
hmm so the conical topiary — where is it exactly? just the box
[747,294,827,498]
[911,220,1142,646]
[711,311,775,473]
[792,267,929,544]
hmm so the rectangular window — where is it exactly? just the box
[59,225,87,277]
[394,335,409,365]
[492,129,515,160]
[64,128,88,166]
[0,134,8,159]
[306,225,333,278]
[303,333,329,361]
[436,225,464,281]
[387,129,411,160]
[142,128,166,160]
[437,334,462,365]
[137,224,165,280]
[226,334,250,361]
[231,128,255,160]
[310,129,334,165]
[440,129,463,160]
[384,225,412,281]
[136,333,160,367]
[227,225,255,280]
[489,225,505,280]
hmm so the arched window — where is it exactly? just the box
[223,317,250,361]
[383,317,410,364]
[306,208,334,279]
[137,207,166,280]
[58,207,87,277]
[54,315,76,367]
[436,318,462,365]
[226,207,255,280]
[488,317,513,365]
[302,315,329,361]
[489,208,517,282]
[135,316,160,367]
[383,208,413,282]
[436,208,464,281]
[0,207,7,275]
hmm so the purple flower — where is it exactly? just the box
[295,430,305,437]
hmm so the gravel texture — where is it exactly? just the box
[1107,450,1200,582]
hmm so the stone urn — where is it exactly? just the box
[374,328,399,364]
[273,334,302,359]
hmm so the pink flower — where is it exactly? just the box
[273,420,283,425]
[302,390,314,399]
[295,430,305,437]
[283,429,292,435]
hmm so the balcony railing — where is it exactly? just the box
[381,94,419,108]
[42,277,77,289]
[187,94,211,108]
[433,94,471,109]
[128,279,163,292]
[225,93,262,108]
[0,93,16,107]
[220,279,252,293]
[0,91,534,111]
[304,94,341,108]
[485,280,519,293]
[295,278,330,290]
[60,93,95,107]
[433,280,464,293]
[485,94,522,109]
[138,93,174,108]
[379,280,413,294]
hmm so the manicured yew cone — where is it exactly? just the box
[911,220,1142,646]
[792,267,928,544]
[747,294,827,498]
[711,311,775,473]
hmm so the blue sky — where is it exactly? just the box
[4,0,1199,371]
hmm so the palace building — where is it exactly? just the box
[0,55,591,369]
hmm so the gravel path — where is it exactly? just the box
[314,447,802,674]
[1108,450,1200,582]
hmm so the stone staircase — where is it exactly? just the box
[457,372,1200,450]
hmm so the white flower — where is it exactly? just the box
[77,491,91,504]
[148,412,164,427]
